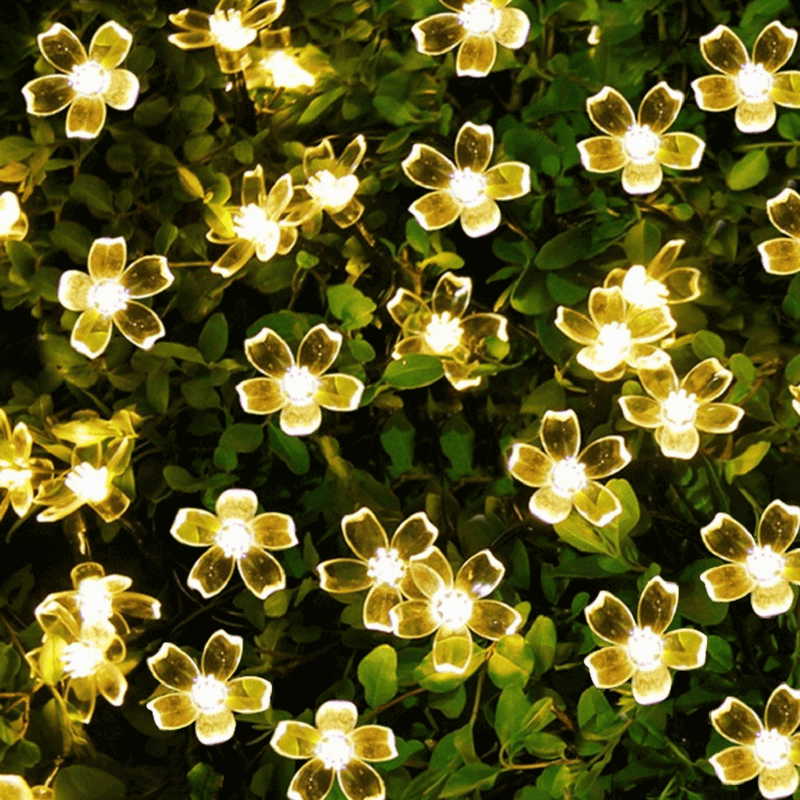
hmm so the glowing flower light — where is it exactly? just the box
[0,776,53,800]
[147,629,272,745]
[237,324,364,436]
[555,286,676,381]
[22,22,139,139]
[58,237,174,359]
[271,700,396,800]
[169,0,287,73]
[401,121,530,238]
[247,50,316,89]
[692,22,800,134]
[619,357,743,459]
[0,192,29,244]
[316,507,442,631]
[390,549,522,674]
[386,272,508,390]
[584,576,707,705]
[170,488,297,599]
[791,384,800,416]
[709,685,800,798]
[759,188,800,275]
[411,0,530,78]
[578,82,705,194]
[603,239,701,310]
[700,500,800,618]
[507,408,631,527]
[207,166,297,278]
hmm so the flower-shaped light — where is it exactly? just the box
[390,549,522,674]
[317,507,443,631]
[603,239,701,310]
[700,500,800,618]
[386,272,508,390]
[171,488,296,599]
[555,286,676,381]
[208,166,297,278]
[169,0,287,73]
[791,385,800,416]
[507,408,631,527]
[619,357,743,459]
[578,82,705,194]
[759,188,800,276]
[22,22,139,139]
[710,685,800,799]
[271,700,397,800]
[0,192,29,244]
[411,0,530,78]
[401,121,530,238]
[0,409,53,521]
[0,776,52,800]
[58,237,174,359]
[237,324,364,436]
[285,136,367,229]
[692,21,800,134]
[584,576,707,705]
[147,629,272,745]
[244,31,316,91]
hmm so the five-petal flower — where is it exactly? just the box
[390,549,522,674]
[619,357,743,459]
[0,192,29,244]
[58,236,174,359]
[237,324,364,436]
[700,500,800,618]
[22,22,139,139]
[507,408,631,527]
[692,21,800,134]
[710,685,800,799]
[759,188,800,276]
[171,487,297,599]
[402,121,530,238]
[386,272,508,390]
[411,0,530,78]
[271,700,397,800]
[584,576,707,705]
[578,82,705,194]
[147,629,272,745]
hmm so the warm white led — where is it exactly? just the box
[61,640,105,678]
[64,463,110,504]
[550,456,588,498]
[233,204,281,250]
[366,547,406,586]
[627,625,663,669]
[0,466,32,488]
[449,168,488,206]
[621,265,668,308]
[88,280,130,317]
[623,124,660,163]
[209,9,257,51]
[191,674,229,713]
[68,61,110,96]
[281,366,320,405]
[263,51,315,88]
[315,730,354,770]
[0,192,22,234]
[458,0,500,35]
[595,321,632,364]
[587,25,601,45]
[661,389,699,429]
[754,728,791,768]
[306,171,358,211]
[432,588,473,628]
[737,62,773,101]
[76,578,114,625]
[216,519,254,559]
[745,545,785,586]
[424,312,464,354]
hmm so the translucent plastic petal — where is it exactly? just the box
[712,697,763,744]
[39,23,86,73]
[113,302,164,350]
[316,699,358,733]
[22,75,76,116]
[196,708,236,745]
[244,328,294,377]
[767,188,800,239]
[540,409,581,461]
[579,436,631,479]
[577,136,627,173]
[297,324,342,376]
[694,403,743,435]
[661,629,707,670]
[585,591,635,645]
[631,664,672,705]
[433,623,473,673]
[147,692,198,730]
[654,424,700,459]
[507,443,552,487]
[619,396,662,428]
[412,13,465,55]
[586,86,635,136]
[211,240,256,277]
[121,256,174,298]
[58,270,93,311]
[96,662,127,705]
[657,133,705,170]
[691,75,739,111]
[584,645,635,688]
[637,575,678,634]
[202,629,243,681]
[700,25,749,75]
[638,81,683,134]
[682,357,733,401]
[460,197,501,238]
[187,545,236,598]
[239,547,286,599]
[363,582,402,632]
[765,684,800,736]
[494,7,530,49]
[148,642,200,691]
[735,98,776,133]
[753,21,798,73]
[236,377,286,414]
[573,481,622,527]
[529,486,573,524]
[391,512,438,559]
[409,190,462,230]
[752,580,794,618]
[288,758,335,800]
[338,759,385,800]
[759,238,800,275]
[71,309,113,359]
[342,507,389,562]
[455,121,493,173]
[0,776,35,800]
[251,512,297,550]
[627,305,676,342]
[709,745,761,785]
[456,34,497,78]
[170,508,220,546]
[759,763,799,799]
[554,307,597,345]
[88,237,126,281]
[588,286,625,328]
[351,725,398,762]
[317,559,372,593]
[390,599,440,638]
[771,71,800,108]
[337,135,367,175]
[328,197,364,228]
[243,0,285,29]
[216,488,257,521]
[65,94,106,140]
[226,676,272,713]
[316,375,364,411]
[621,159,662,195]
[700,564,755,602]
[271,720,321,758]
[758,500,800,553]
[169,30,214,49]
[469,598,521,639]
[484,162,531,199]
[89,21,133,69]
[701,513,755,561]
[456,550,505,598]
[432,272,471,318]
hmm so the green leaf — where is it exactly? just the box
[163,465,206,492]
[577,687,626,740]
[220,423,264,453]
[53,766,125,800]
[327,284,376,331]
[440,415,474,481]
[383,354,444,388]
[298,86,347,125]
[198,313,229,362]
[488,634,535,689]
[180,94,216,131]
[726,150,769,191]
[440,764,500,797]
[705,635,734,673]
[69,174,115,217]
[187,762,224,800]
[155,223,179,256]
[268,424,310,475]
[511,268,554,315]
[50,221,94,263]
[133,95,171,127]
[0,136,37,166]
[724,441,770,483]
[146,370,169,414]
[692,330,726,361]
[380,413,415,477]
[526,615,557,675]
[534,222,593,270]
[678,558,728,625]
[357,644,398,707]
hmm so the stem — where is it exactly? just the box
[167,261,212,268]
[363,686,427,721]
[502,757,582,771]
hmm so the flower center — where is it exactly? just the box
[209,10,257,51]
[68,61,110,96]
[431,588,473,628]
[76,578,114,626]
[627,625,664,669]
[64,463,110,504]
[88,280,130,317]
[458,0,500,35]
[745,545,785,586]
[0,465,32,488]
[662,389,699,429]
[550,456,587,498]
[216,519,254,560]
[755,728,791,768]
[737,62,773,101]
[191,674,229,713]
[595,321,632,365]
[61,640,105,678]
[281,365,320,406]
[262,51,315,88]
[315,730,354,771]
[366,547,406,586]
[621,265,669,308]
[233,204,281,252]
[306,170,357,211]
[449,168,487,206]
[623,124,660,164]
[423,312,464,354]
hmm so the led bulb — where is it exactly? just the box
[68,61,110,96]
[191,674,228,713]
[306,170,358,211]
[595,321,632,366]
[449,168,487,206]
[755,728,791,767]
[366,547,406,586]
[62,640,105,678]
[315,730,353,771]
[458,0,500,35]
[281,365,320,405]
[661,389,699,429]
[209,10,257,51]
[745,545,785,586]
[623,124,660,163]
[0,466,32,488]
[65,463,110,504]
[424,312,464,354]
[76,578,114,625]
[263,51,315,88]
[621,265,668,308]
[550,456,587,498]
[737,62,773,101]
[88,279,130,317]
[233,204,281,250]
[216,519,254,559]
[627,625,663,669]
[431,588,473,628]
